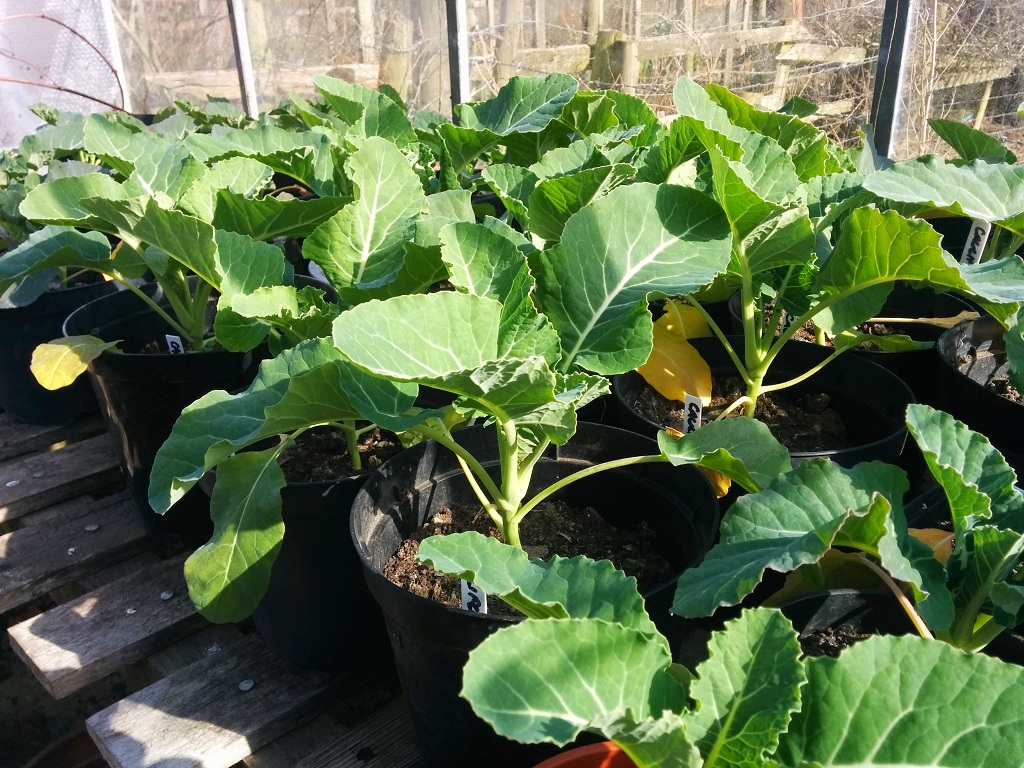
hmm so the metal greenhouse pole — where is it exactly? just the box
[226,0,260,118]
[445,0,471,118]
[869,0,914,158]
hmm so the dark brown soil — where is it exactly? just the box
[277,426,403,482]
[799,624,872,657]
[989,378,1023,403]
[627,375,850,453]
[384,500,671,617]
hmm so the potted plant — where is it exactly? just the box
[331,181,801,765]
[669,403,1024,656]
[614,79,1024,466]
[415,534,1024,767]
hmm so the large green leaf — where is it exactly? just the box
[776,634,1024,766]
[688,608,805,767]
[210,193,348,240]
[457,73,578,136]
[417,532,660,637]
[0,226,113,302]
[213,228,286,296]
[671,460,906,617]
[532,182,732,375]
[18,173,128,230]
[928,119,1017,163]
[439,221,559,362]
[905,403,1019,539]
[949,526,1024,641]
[814,208,970,333]
[460,617,674,746]
[657,417,793,492]
[82,113,162,176]
[313,74,417,145]
[528,164,636,243]
[862,156,1024,234]
[302,137,426,304]
[183,447,287,622]
[178,156,275,222]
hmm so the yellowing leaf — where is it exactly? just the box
[698,466,732,498]
[30,335,119,390]
[909,527,955,565]
[637,300,712,404]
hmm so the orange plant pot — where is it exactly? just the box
[534,742,637,768]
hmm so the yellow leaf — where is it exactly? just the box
[909,527,955,565]
[697,466,732,498]
[637,301,712,405]
[30,336,118,390]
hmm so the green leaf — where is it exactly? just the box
[18,173,128,230]
[0,226,112,302]
[123,143,208,204]
[862,156,1024,231]
[30,335,118,390]
[928,119,1017,163]
[528,164,636,243]
[302,137,426,304]
[657,417,792,492]
[814,209,968,334]
[213,229,286,296]
[481,164,537,226]
[82,113,162,176]
[460,617,673,746]
[211,193,348,240]
[313,75,417,145]
[439,221,559,361]
[532,183,732,375]
[950,526,1024,640]
[688,608,805,767]
[178,157,274,223]
[183,447,287,622]
[417,532,660,636]
[671,459,904,617]
[457,73,578,136]
[906,403,1019,540]
[777,634,1024,766]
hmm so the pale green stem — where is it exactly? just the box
[853,554,934,640]
[757,349,846,394]
[110,274,194,343]
[511,454,667,524]
[683,294,750,382]
[411,421,505,511]
[714,396,754,421]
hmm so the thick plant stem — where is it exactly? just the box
[854,555,934,640]
[112,275,194,343]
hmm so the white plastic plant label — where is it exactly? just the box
[959,219,991,265]
[461,580,488,614]
[683,394,703,434]
[165,335,185,354]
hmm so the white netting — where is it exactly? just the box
[0,0,126,147]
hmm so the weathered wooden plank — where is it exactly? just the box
[0,412,105,462]
[0,433,121,523]
[87,635,339,768]
[518,44,591,74]
[243,715,349,768]
[636,23,814,63]
[776,43,866,64]
[0,491,149,614]
[7,553,205,699]
[297,698,418,768]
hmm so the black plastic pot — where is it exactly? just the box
[778,588,915,653]
[63,284,261,550]
[350,422,719,768]
[614,335,915,467]
[934,316,1024,476]
[250,474,391,670]
[0,279,117,424]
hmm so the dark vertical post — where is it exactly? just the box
[870,0,914,158]
[445,0,471,118]
[226,0,259,118]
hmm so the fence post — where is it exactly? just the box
[586,0,603,45]
[494,0,524,84]
[379,11,413,101]
[620,36,639,94]
[591,29,620,86]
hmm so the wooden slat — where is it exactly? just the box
[297,699,418,768]
[8,553,205,699]
[87,635,340,768]
[776,43,866,64]
[0,433,121,523]
[0,412,106,462]
[0,490,149,614]
[637,23,814,62]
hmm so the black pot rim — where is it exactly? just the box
[350,421,717,622]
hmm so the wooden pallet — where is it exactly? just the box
[1,413,419,768]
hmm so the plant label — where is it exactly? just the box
[165,334,185,354]
[959,219,991,265]
[780,313,798,333]
[461,580,488,614]
[684,394,703,434]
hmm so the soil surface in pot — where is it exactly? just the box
[385,501,671,618]
[278,426,403,482]
[628,374,850,453]
[956,352,1022,404]
[799,624,873,657]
